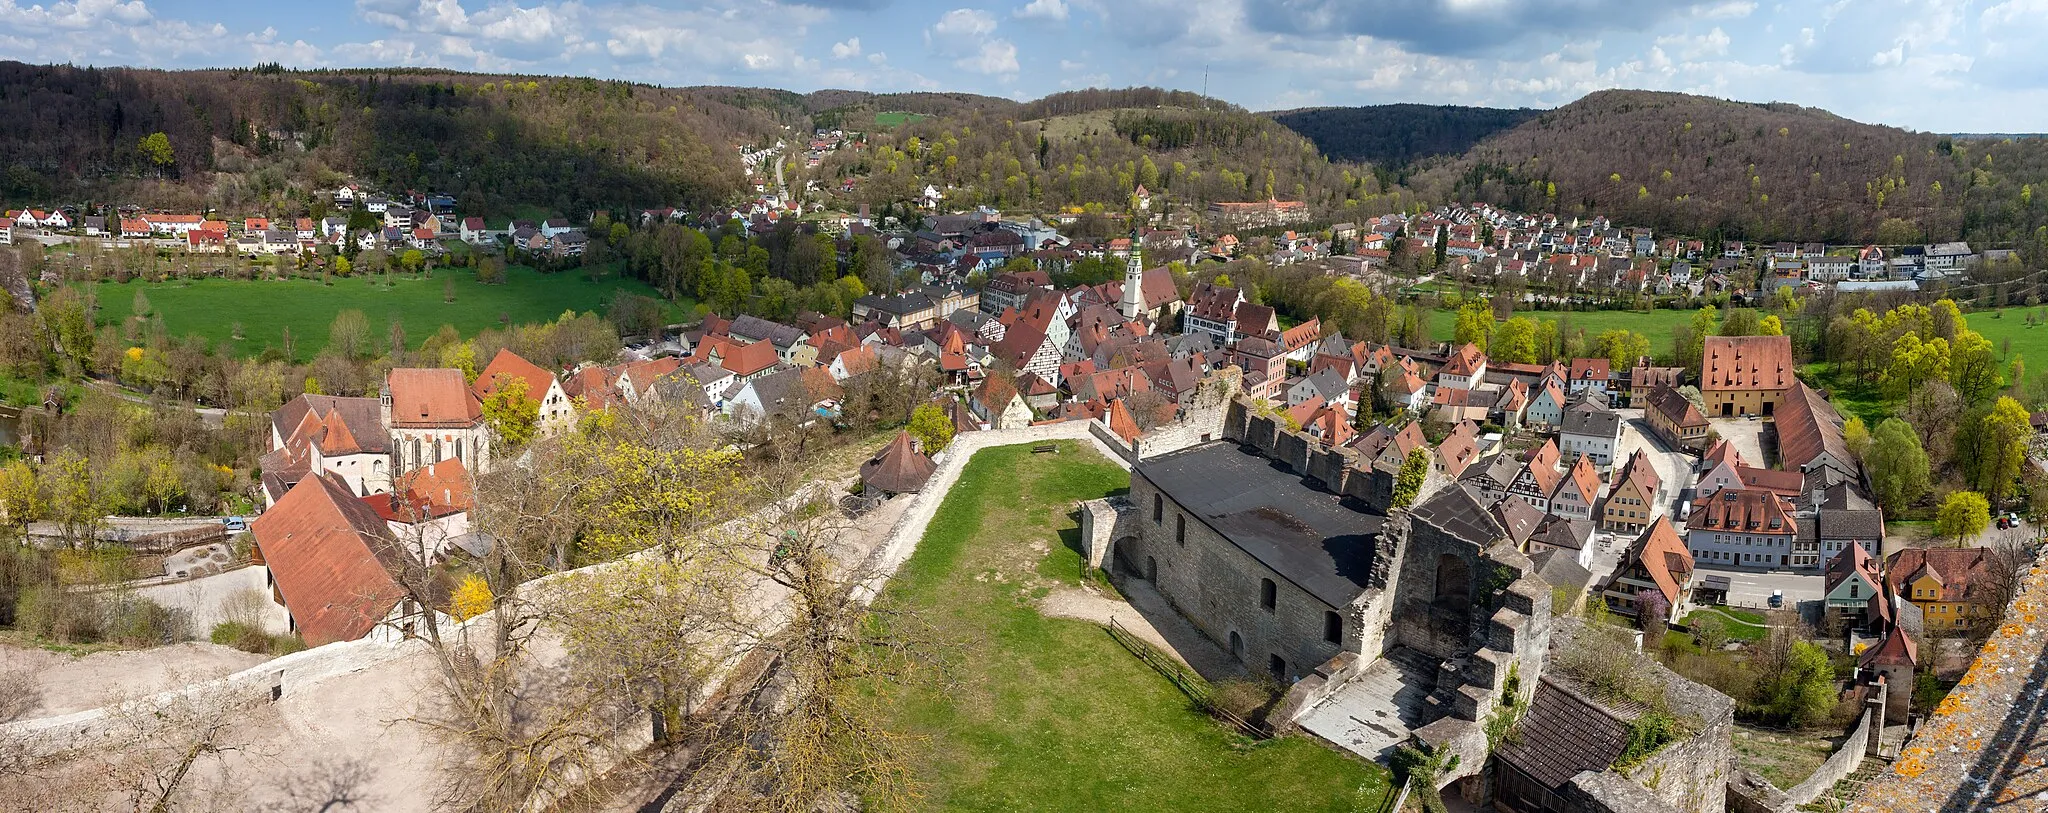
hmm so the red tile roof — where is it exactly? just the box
[388,368,481,427]
[471,348,557,405]
[1701,335,1795,392]
[252,473,414,646]
[1687,488,1796,536]
[1441,342,1486,378]
[1616,516,1695,608]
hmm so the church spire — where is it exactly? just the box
[1118,225,1146,320]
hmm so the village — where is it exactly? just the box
[1,151,2044,813]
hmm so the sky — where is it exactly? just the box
[4,0,2047,132]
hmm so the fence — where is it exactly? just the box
[1104,616,1267,739]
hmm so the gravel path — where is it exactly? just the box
[1039,578,1242,681]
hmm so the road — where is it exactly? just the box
[1692,566,1821,610]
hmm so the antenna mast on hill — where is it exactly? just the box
[1202,64,1209,109]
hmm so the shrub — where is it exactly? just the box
[1614,711,1690,770]
[268,634,307,656]
[103,595,185,646]
[1208,679,1280,727]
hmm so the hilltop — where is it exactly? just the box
[1412,89,2048,247]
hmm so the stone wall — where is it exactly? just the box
[1119,469,1373,678]
[1622,631,1736,813]
[1782,710,1872,808]
[1558,770,1686,813]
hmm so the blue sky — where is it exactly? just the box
[4,0,2045,132]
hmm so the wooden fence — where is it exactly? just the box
[1104,617,1268,739]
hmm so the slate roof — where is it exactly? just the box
[728,315,807,348]
[1531,514,1595,552]
[1138,442,1384,606]
[1528,547,1594,595]
[1491,490,1546,547]
[1561,398,1622,439]
[1410,483,1506,548]
[1494,676,1639,791]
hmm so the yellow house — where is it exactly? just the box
[1700,335,1795,417]
[1601,449,1663,534]
[1886,547,1997,632]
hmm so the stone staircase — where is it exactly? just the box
[1294,646,1448,761]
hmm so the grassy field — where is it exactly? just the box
[95,265,688,361]
[1684,608,1769,642]
[873,111,931,128]
[1963,306,2048,371]
[1425,307,1694,345]
[870,441,1391,812]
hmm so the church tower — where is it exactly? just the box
[1118,229,1146,320]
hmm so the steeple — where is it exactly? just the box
[1118,226,1146,320]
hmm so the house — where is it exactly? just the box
[727,315,813,364]
[727,367,833,427]
[1436,343,1487,391]
[1684,488,1798,570]
[82,216,106,237]
[1182,282,1244,345]
[1622,364,1683,407]
[980,269,1051,315]
[1700,335,1795,417]
[1566,358,1611,396]
[461,216,490,244]
[384,368,490,477]
[1548,454,1604,521]
[1643,387,1709,451]
[1824,542,1888,631]
[1287,369,1352,410]
[1504,440,1564,513]
[1600,450,1663,534]
[1527,515,1596,570]
[1599,516,1694,622]
[1524,378,1568,429]
[970,374,1033,430]
[540,217,572,238]
[252,472,440,647]
[1885,548,1998,632]
[1858,626,1918,724]
[991,291,1072,386]
[471,348,574,436]
[367,458,475,565]
[1558,392,1622,467]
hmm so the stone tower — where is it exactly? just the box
[1118,229,1146,320]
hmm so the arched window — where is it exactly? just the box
[1433,554,1470,608]
[455,437,464,463]
[1324,611,1342,644]
[1152,493,1163,523]
[1260,578,1277,612]
[1175,515,1186,546]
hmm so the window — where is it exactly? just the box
[1153,493,1163,523]
[1268,654,1287,680]
[1849,583,1859,599]
[1175,515,1186,546]
[1261,579,1277,611]
[1323,611,1342,644]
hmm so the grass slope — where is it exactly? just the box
[873,441,1390,812]
[97,265,688,361]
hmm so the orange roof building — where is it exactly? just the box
[1600,516,1695,621]
[253,473,434,646]
[1700,335,1795,417]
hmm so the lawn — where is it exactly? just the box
[870,441,1392,812]
[1963,305,2048,372]
[95,265,689,361]
[1684,607,1769,642]
[873,111,931,128]
[1426,307,1695,345]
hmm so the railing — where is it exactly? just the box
[1104,616,1268,738]
[1383,778,1413,813]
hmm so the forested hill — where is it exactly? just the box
[1266,104,1540,168]
[0,62,788,218]
[1413,89,2048,251]
[825,86,1412,217]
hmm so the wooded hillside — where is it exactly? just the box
[1266,103,1540,169]
[0,62,785,218]
[1415,89,2048,252]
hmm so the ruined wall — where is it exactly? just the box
[1391,511,1492,662]
[1077,496,1137,571]
[1558,770,1686,813]
[1622,639,1736,813]
[1782,710,1872,809]
[1121,470,1363,679]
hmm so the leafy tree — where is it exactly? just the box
[0,460,43,543]
[1757,314,1784,336]
[1592,329,1651,372]
[1843,416,1871,459]
[480,374,540,448]
[1393,447,1430,508]
[1492,317,1538,364]
[131,289,151,319]
[1720,307,1762,337]
[442,341,479,384]
[451,574,493,621]
[906,403,956,454]
[1866,419,1930,516]
[1453,303,1493,353]
[1754,639,1836,727]
[137,131,174,178]
[1885,333,1952,401]
[1949,329,2001,403]
[1936,490,1991,545]
[1964,396,2031,500]
[327,309,371,359]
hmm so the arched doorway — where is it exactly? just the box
[1145,555,1157,582]
[1432,553,1473,636]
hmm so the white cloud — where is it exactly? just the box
[930,8,997,39]
[831,36,860,58]
[1015,0,1069,21]
[958,38,1019,75]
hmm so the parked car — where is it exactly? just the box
[221,516,249,532]
[1767,589,1784,609]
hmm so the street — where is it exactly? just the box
[1691,565,1822,610]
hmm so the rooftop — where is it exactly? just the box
[1138,441,1384,607]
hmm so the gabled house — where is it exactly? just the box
[1436,342,1487,391]
[1599,516,1695,622]
[1600,450,1663,534]
[970,374,1033,430]
[1524,378,1568,429]
[262,393,392,505]
[1643,387,1709,451]
[1566,358,1611,396]
[1558,392,1622,467]
[1701,335,1795,417]
[1684,488,1797,569]
[1181,282,1244,345]
[471,348,574,436]
[252,472,442,646]
[1824,542,1888,631]
[1548,454,1604,521]
[1696,438,1747,496]
[1885,548,1998,632]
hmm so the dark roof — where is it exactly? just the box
[1137,442,1384,607]
[1528,548,1594,595]
[1494,676,1639,791]
[727,314,807,348]
[860,431,937,494]
[1409,483,1506,547]
[1531,515,1595,552]
[1561,399,1622,438]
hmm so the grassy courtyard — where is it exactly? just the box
[870,441,1391,812]
[94,264,689,361]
